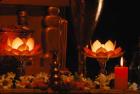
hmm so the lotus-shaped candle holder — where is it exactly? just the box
[0,31,40,56]
[0,31,41,76]
[84,40,123,73]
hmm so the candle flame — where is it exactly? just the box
[120,57,123,67]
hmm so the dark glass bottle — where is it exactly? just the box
[15,10,34,77]
[0,9,34,78]
[16,10,33,37]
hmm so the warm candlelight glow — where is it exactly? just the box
[91,40,115,53]
[26,38,35,51]
[11,37,24,49]
[0,32,40,56]
[84,40,122,57]
[120,57,123,67]
[7,37,34,52]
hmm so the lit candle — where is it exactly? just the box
[115,57,128,90]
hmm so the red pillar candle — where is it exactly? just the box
[115,57,128,90]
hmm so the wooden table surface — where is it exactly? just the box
[0,89,139,94]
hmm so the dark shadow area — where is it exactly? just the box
[66,0,139,79]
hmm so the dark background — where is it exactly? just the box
[66,0,139,78]
[91,0,139,65]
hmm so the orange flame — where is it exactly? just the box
[120,57,123,67]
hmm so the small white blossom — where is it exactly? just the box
[94,73,114,89]
[129,82,138,91]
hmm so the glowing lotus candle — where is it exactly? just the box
[115,57,128,89]
[7,37,34,52]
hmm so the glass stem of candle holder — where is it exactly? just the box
[97,58,108,74]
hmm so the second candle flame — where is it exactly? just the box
[120,57,123,67]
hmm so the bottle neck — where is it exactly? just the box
[17,10,28,26]
[16,10,34,37]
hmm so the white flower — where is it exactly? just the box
[6,72,16,79]
[35,72,49,83]
[0,72,16,89]
[2,79,13,89]
[94,73,114,89]
[129,82,138,91]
